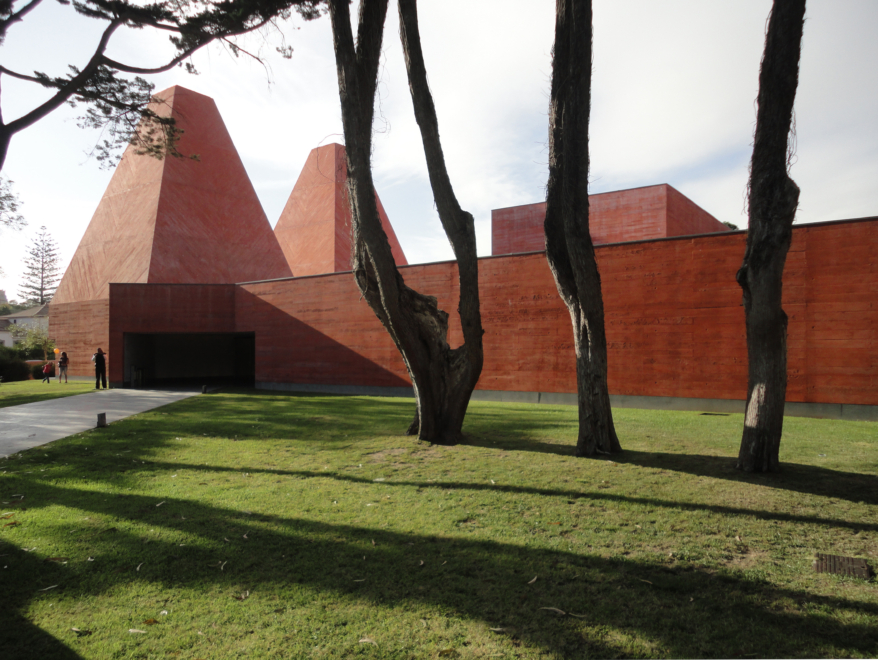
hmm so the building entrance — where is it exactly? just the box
[123,332,255,388]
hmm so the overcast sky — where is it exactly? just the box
[1,0,876,301]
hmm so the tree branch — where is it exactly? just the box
[0,0,44,42]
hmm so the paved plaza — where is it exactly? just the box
[0,389,200,458]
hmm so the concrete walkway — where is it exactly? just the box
[0,389,201,458]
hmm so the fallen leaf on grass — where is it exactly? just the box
[419,560,424,566]
[0,513,14,519]
[46,557,69,563]
[136,563,144,572]
[638,579,653,585]
[548,522,561,525]
[143,618,159,625]
[539,607,566,615]
[568,613,588,619]
[71,628,92,637]
[359,637,378,646]
[37,585,59,591]
[3,521,20,528]
[489,627,508,633]
[156,502,165,507]
[129,629,147,634]
[527,576,538,584]
[438,649,456,657]
[233,590,250,601]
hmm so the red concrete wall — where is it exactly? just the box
[53,87,291,305]
[106,284,237,383]
[51,218,877,406]
[240,218,877,405]
[491,185,729,256]
[665,185,728,237]
[48,299,110,379]
[274,143,408,277]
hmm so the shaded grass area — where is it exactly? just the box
[0,390,876,659]
[0,380,96,409]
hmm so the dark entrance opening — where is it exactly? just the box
[123,332,255,389]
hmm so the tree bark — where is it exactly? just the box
[736,0,806,473]
[328,0,483,445]
[544,0,620,457]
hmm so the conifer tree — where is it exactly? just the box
[18,225,60,305]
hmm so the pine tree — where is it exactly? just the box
[19,226,61,305]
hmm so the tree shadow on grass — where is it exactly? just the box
[2,480,877,659]
[612,450,878,507]
[117,462,878,536]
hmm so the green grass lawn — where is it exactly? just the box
[0,379,96,409]
[1,390,876,659]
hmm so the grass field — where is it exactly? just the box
[0,388,876,659]
[0,379,96,409]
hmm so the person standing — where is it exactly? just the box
[58,351,69,384]
[93,348,107,389]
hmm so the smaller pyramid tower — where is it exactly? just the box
[274,143,407,276]
[53,86,291,304]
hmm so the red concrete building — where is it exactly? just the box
[49,87,878,421]
[491,184,730,255]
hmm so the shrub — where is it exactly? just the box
[0,346,31,382]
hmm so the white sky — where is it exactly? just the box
[1,0,877,301]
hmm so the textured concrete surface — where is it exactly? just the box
[52,85,291,306]
[274,143,407,276]
[0,389,200,458]
[491,184,728,256]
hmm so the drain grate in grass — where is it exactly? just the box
[814,553,872,579]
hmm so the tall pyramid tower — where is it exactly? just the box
[53,86,292,304]
[274,143,407,276]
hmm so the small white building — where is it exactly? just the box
[0,305,50,346]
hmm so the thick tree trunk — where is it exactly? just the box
[736,0,805,473]
[544,0,620,457]
[328,0,483,445]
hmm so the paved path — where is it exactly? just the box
[0,389,201,458]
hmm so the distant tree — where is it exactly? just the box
[10,323,53,361]
[0,0,325,171]
[0,175,25,232]
[18,225,60,304]
[543,0,620,457]
[327,0,484,445]
[735,0,806,473]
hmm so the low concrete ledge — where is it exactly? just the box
[256,382,877,422]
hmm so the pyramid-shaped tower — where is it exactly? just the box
[274,143,407,277]
[53,86,292,304]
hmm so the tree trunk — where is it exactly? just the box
[328,0,483,445]
[736,0,805,473]
[544,0,620,457]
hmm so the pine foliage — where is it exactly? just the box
[18,225,60,305]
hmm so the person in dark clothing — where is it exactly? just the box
[93,347,107,389]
